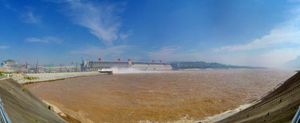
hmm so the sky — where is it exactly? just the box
[0,0,300,68]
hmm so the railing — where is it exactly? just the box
[292,106,300,123]
[0,98,11,123]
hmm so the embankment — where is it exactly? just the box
[213,72,300,123]
[14,71,99,84]
[0,78,66,123]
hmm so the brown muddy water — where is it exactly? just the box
[25,69,294,123]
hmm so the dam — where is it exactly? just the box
[80,59,172,72]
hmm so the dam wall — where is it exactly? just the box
[131,63,172,71]
[216,72,300,123]
[81,60,172,71]
[0,79,66,123]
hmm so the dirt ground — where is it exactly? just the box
[25,69,294,123]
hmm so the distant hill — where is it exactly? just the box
[285,56,300,68]
[170,61,261,70]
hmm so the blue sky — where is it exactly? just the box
[0,0,300,68]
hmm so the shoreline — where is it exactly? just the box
[15,72,101,122]
[42,100,81,123]
[13,71,100,84]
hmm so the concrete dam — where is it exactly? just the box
[80,60,172,72]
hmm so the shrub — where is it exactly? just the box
[24,76,39,80]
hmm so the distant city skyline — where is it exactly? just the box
[0,0,300,68]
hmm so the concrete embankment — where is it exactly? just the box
[211,72,300,123]
[13,72,99,84]
[0,78,66,123]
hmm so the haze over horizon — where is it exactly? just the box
[1,0,300,68]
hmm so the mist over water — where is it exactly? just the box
[111,67,165,74]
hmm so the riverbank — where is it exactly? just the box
[11,71,100,84]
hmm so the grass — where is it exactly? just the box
[0,72,6,78]
[0,72,4,76]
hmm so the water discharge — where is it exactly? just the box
[111,67,168,74]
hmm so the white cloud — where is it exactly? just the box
[0,45,9,50]
[21,10,41,24]
[63,0,127,45]
[25,36,63,44]
[211,6,300,68]
[70,45,131,59]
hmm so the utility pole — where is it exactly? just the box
[75,62,78,72]
[35,60,39,73]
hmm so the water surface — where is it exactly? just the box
[25,69,294,123]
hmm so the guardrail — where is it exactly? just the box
[0,98,11,123]
[292,106,300,123]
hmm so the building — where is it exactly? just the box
[39,65,80,73]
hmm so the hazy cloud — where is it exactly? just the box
[25,36,63,44]
[70,45,131,59]
[1,0,17,11]
[217,21,300,51]
[21,9,41,24]
[148,46,206,62]
[210,48,300,68]
[0,45,9,50]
